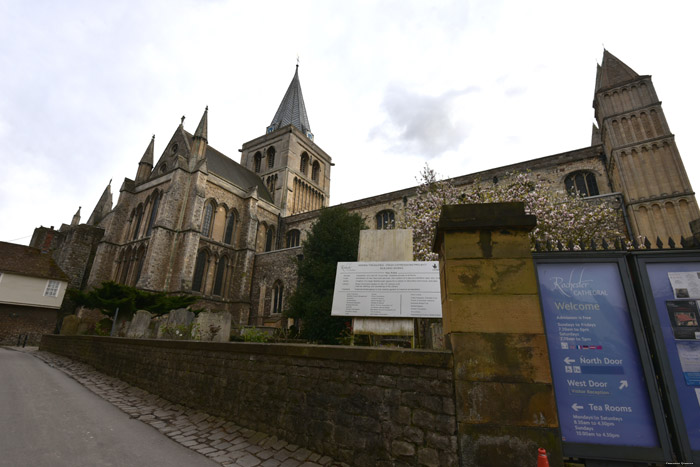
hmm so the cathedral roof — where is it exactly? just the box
[206,147,274,203]
[268,65,311,135]
[182,131,274,203]
[595,50,640,91]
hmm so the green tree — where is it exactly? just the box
[285,207,366,344]
[68,281,198,318]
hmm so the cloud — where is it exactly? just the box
[370,84,477,158]
[505,86,527,97]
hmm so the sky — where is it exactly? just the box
[1,0,699,245]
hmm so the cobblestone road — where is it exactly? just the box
[10,347,346,467]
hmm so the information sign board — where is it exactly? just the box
[537,262,660,448]
[331,262,441,318]
[643,262,700,452]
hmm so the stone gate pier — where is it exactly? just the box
[434,202,562,466]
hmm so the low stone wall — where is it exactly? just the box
[40,335,457,466]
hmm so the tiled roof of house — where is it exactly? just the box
[0,241,69,281]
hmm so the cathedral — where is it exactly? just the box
[30,51,700,329]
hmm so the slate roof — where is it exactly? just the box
[269,66,311,134]
[182,131,274,204]
[0,242,69,281]
[595,50,640,91]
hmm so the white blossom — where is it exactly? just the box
[401,165,623,260]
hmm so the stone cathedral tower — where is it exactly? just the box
[239,65,332,217]
[594,50,700,243]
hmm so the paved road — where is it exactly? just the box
[0,347,219,467]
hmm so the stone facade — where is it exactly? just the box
[249,246,302,327]
[32,51,700,331]
[40,335,457,467]
[0,305,58,345]
[30,224,104,290]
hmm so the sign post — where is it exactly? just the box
[535,257,672,462]
[331,261,441,319]
[632,254,700,464]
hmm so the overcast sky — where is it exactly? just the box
[2,0,699,245]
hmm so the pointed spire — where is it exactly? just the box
[591,123,602,146]
[71,207,81,226]
[140,135,155,166]
[596,50,640,91]
[268,65,312,138]
[194,106,208,142]
[136,135,155,183]
[87,180,113,226]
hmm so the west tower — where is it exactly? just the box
[240,66,332,217]
[594,50,700,243]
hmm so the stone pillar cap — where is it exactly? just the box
[433,202,537,252]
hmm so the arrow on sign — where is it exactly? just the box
[564,357,575,365]
[572,403,584,412]
[619,380,628,390]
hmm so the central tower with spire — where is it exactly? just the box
[240,65,332,217]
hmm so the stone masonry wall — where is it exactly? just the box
[0,305,57,345]
[40,335,457,467]
[249,246,302,326]
[281,145,618,250]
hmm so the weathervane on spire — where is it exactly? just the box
[296,54,300,68]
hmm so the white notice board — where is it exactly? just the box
[330,262,441,318]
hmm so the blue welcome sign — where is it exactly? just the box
[537,262,660,448]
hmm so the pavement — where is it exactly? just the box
[4,346,346,467]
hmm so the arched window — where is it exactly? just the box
[224,211,237,245]
[266,174,277,194]
[146,191,160,236]
[132,205,144,240]
[213,256,227,296]
[118,248,131,284]
[254,152,262,173]
[565,171,599,197]
[376,210,395,230]
[267,147,276,169]
[300,153,309,175]
[311,161,320,182]
[265,227,275,252]
[272,281,284,314]
[192,250,208,292]
[133,246,146,286]
[286,229,300,248]
[201,202,214,237]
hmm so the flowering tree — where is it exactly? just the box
[402,165,624,261]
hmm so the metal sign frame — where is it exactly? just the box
[630,251,700,464]
[534,252,674,463]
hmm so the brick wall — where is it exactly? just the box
[0,305,58,345]
[40,335,458,466]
